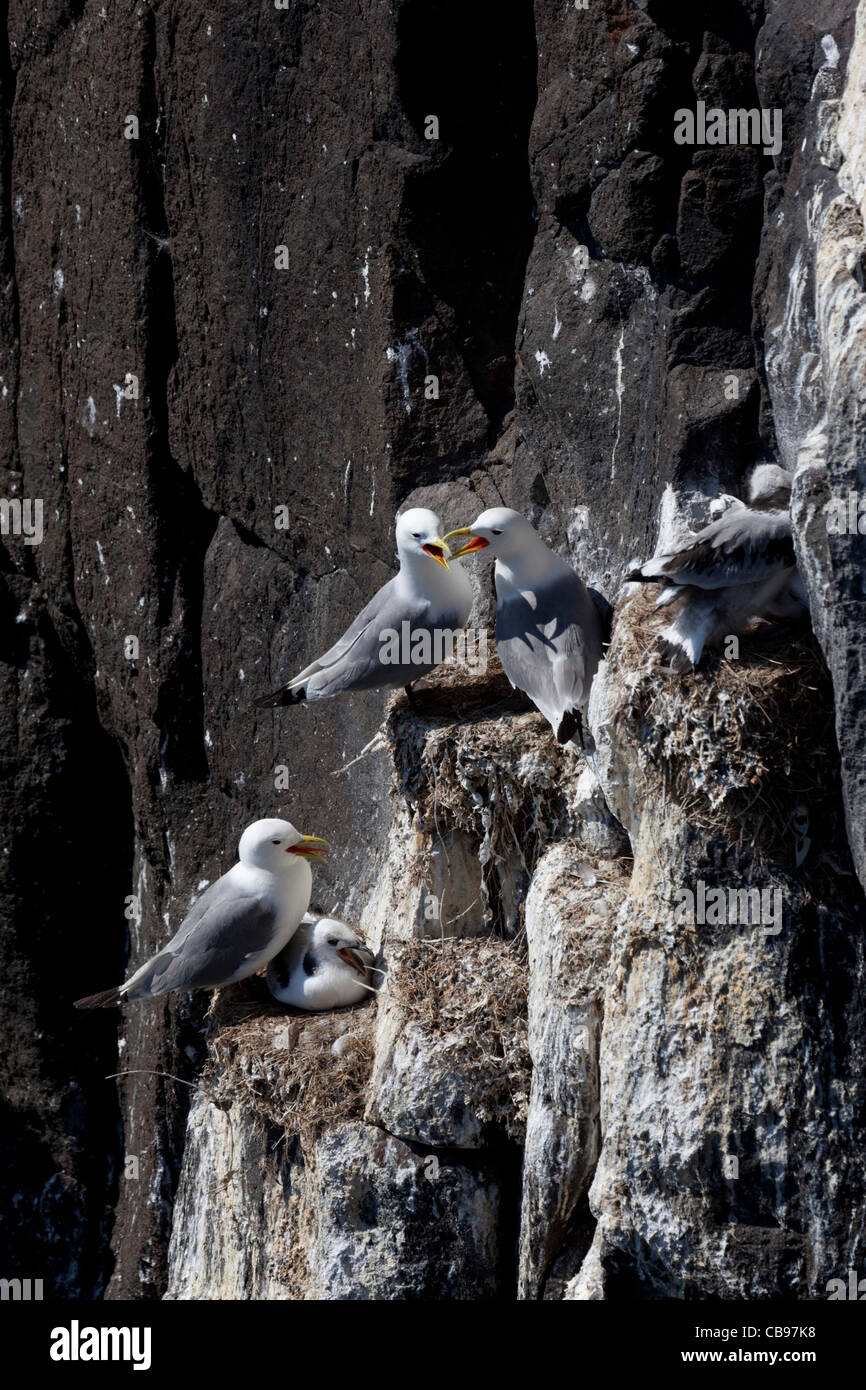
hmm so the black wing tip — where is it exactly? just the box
[74,986,122,1010]
[253,685,306,710]
[626,567,653,584]
[657,639,693,674]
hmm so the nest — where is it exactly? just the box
[382,937,531,1141]
[385,655,588,934]
[607,589,846,871]
[205,999,377,1148]
[200,931,533,1151]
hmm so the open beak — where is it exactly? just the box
[421,538,451,569]
[286,835,330,861]
[337,944,372,976]
[443,526,490,558]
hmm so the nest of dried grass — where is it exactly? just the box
[199,930,533,1151]
[385,655,586,933]
[608,589,845,868]
[381,936,531,1140]
[204,999,376,1147]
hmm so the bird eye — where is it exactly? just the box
[492,529,503,535]
[412,532,421,539]
[327,936,339,946]
[271,839,281,845]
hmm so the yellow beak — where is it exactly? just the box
[286,834,330,861]
[443,526,490,558]
[421,538,452,569]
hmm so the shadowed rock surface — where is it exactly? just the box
[2,0,865,1299]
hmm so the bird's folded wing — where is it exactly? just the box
[497,575,601,716]
[650,510,794,591]
[126,890,278,997]
[291,576,402,684]
[304,590,435,694]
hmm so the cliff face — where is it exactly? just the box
[2,0,865,1301]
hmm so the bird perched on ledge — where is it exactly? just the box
[254,508,473,709]
[446,507,603,749]
[74,819,329,1008]
[626,464,807,671]
[266,914,377,1011]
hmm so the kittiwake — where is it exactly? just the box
[266,914,377,1010]
[254,508,473,708]
[446,507,604,748]
[74,818,329,1008]
[626,464,807,671]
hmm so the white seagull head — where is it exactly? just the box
[237,818,330,872]
[308,917,376,980]
[445,506,538,562]
[394,507,452,569]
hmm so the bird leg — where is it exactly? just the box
[404,683,418,709]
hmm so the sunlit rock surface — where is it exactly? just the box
[4,0,866,1300]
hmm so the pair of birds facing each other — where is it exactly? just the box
[255,472,806,743]
[255,505,605,751]
[74,819,375,1014]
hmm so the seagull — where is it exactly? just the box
[74,819,329,1008]
[266,914,377,1011]
[626,464,807,670]
[254,508,473,708]
[445,507,603,748]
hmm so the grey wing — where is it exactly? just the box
[497,572,602,716]
[301,576,402,677]
[305,590,434,697]
[125,887,280,999]
[647,509,795,591]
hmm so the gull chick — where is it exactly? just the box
[266,915,377,1010]
[446,507,603,748]
[74,819,329,1008]
[255,508,473,708]
[626,464,807,671]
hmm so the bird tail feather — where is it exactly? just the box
[253,682,307,710]
[556,708,583,747]
[74,986,123,1010]
[657,638,693,673]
